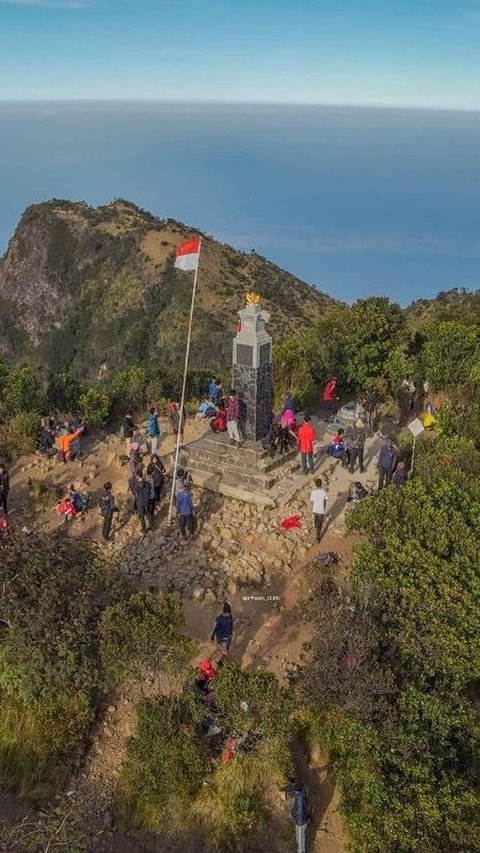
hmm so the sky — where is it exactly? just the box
[1,0,480,108]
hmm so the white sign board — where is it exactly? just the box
[408,418,425,438]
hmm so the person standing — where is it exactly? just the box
[123,411,136,455]
[99,481,117,541]
[392,460,408,487]
[322,376,338,420]
[226,389,241,446]
[175,483,195,538]
[297,414,316,475]
[150,454,166,502]
[282,779,309,853]
[0,464,10,517]
[131,467,151,535]
[167,398,186,447]
[147,406,161,456]
[365,387,378,433]
[310,477,327,543]
[210,601,234,657]
[348,418,367,474]
[145,462,157,520]
[378,439,398,490]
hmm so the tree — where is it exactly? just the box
[423,321,478,391]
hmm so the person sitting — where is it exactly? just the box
[55,484,87,521]
[196,399,216,420]
[39,417,56,455]
[55,424,85,463]
[210,406,227,433]
[347,482,368,503]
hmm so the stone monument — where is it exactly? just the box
[233,292,272,442]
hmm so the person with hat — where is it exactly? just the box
[348,417,367,474]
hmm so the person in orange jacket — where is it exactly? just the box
[56,426,84,463]
[297,414,316,475]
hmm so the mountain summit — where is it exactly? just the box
[0,199,333,380]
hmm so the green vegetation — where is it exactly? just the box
[117,661,294,851]
[0,536,190,800]
[300,426,480,851]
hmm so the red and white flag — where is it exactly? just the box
[174,237,201,271]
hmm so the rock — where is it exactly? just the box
[192,586,205,601]
[203,588,217,605]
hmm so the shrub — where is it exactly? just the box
[77,387,111,428]
[0,410,39,459]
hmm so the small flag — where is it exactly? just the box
[174,237,201,271]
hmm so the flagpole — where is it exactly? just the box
[167,237,202,525]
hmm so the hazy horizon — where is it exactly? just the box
[1,101,480,305]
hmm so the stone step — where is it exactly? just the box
[185,439,298,474]
[187,457,276,491]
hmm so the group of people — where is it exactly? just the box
[39,416,86,463]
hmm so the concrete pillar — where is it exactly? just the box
[232,297,272,442]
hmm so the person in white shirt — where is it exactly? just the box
[310,478,327,543]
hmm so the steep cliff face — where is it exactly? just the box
[0,199,334,379]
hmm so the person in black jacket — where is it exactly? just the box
[130,468,151,535]
[282,778,309,853]
[99,481,117,541]
[210,601,233,657]
[0,464,10,517]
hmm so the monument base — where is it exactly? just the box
[181,432,298,504]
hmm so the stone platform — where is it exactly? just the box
[179,432,299,505]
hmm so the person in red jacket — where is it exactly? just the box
[297,414,316,475]
[322,376,338,420]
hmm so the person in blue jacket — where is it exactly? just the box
[210,601,233,657]
[282,778,309,853]
[175,482,195,538]
[147,406,161,456]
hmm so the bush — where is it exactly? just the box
[77,386,111,428]
[0,410,39,459]
[116,695,209,830]
[100,591,194,687]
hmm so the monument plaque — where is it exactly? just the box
[232,292,272,442]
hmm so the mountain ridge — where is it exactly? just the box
[0,199,334,381]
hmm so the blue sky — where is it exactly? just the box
[1,0,480,107]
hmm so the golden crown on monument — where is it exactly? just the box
[245,291,261,305]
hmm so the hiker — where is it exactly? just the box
[310,477,327,543]
[378,439,398,490]
[398,375,416,425]
[196,398,216,419]
[145,462,158,518]
[175,467,193,493]
[99,481,117,541]
[130,467,151,535]
[146,406,161,455]
[365,387,378,432]
[347,482,368,503]
[226,389,241,446]
[322,376,338,420]
[56,424,84,464]
[280,407,296,431]
[0,464,10,517]
[175,480,195,538]
[129,441,142,473]
[329,427,349,466]
[39,417,55,455]
[210,405,227,433]
[282,778,309,853]
[210,601,233,657]
[348,417,367,474]
[298,414,316,475]
[208,378,223,405]
[150,454,166,502]
[392,460,409,487]
[55,485,86,522]
[167,398,186,446]
[123,411,137,454]
[282,390,295,413]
